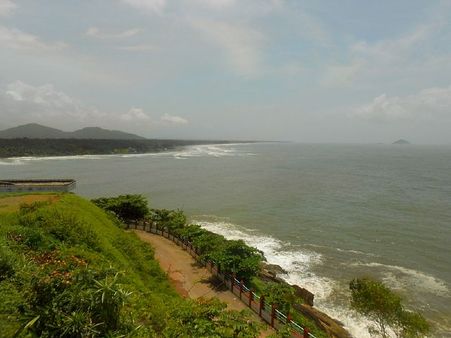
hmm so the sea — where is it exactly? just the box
[1,143,450,337]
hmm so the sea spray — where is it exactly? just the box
[192,218,380,337]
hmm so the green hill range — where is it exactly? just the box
[0,123,145,140]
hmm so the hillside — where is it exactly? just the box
[0,123,145,140]
[0,194,261,337]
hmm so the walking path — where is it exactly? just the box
[133,230,273,336]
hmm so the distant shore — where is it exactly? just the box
[0,138,256,158]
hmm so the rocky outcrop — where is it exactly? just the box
[292,285,314,307]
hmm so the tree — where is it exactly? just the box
[349,278,430,338]
[209,240,263,282]
[92,195,149,222]
[150,208,186,230]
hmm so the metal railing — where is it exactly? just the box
[129,221,317,338]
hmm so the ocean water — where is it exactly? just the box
[1,143,450,337]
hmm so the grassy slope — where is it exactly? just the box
[0,194,178,337]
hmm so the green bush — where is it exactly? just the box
[350,277,430,338]
[92,195,149,222]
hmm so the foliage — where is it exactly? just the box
[350,278,430,338]
[261,282,296,313]
[150,208,186,231]
[163,298,261,338]
[0,194,266,337]
[208,240,263,282]
[92,194,149,222]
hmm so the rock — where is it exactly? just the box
[393,139,410,145]
[291,284,314,307]
[260,262,287,277]
[293,304,352,338]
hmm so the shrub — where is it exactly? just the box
[92,195,149,222]
[350,277,430,338]
[262,282,296,313]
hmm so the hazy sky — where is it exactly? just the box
[1,0,450,143]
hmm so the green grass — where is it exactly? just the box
[0,194,178,337]
[0,194,264,338]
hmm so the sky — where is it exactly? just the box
[0,0,450,143]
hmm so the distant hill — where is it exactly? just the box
[393,139,410,145]
[70,127,145,140]
[0,123,145,140]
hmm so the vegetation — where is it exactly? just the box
[92,194,150,222]
[94,195,329,337]
[350,277,430,338]
[0,138,235,157]
[154,222,264,282]
[0,194,264,337]
[261,283,296,313]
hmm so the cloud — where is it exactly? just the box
[117,44,156,51]
[0,26,67,50]
[0,0,16,16]
[190,19,265,77]
[193,0,236,9]
[1,81,102,126]
[86,26,141,39]
[120,0,166,14]
[351,86,451,123]
[160,113,188,124]
[120,107,150,121]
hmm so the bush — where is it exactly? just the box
[92,195,149,222]
[262,282,296,313]
[150,208,186,231]
[350,277,430,338]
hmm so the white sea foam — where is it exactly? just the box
[351,262,450,297]
[191,218,443,338]
[0,158,25,165]
[1,143,255,164]
[173,144,256,159]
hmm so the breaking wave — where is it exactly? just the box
[190,218,451,337]
[0,143,256,165]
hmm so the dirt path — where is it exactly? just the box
[133,230,273,336]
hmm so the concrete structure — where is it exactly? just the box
[0,179,76,193]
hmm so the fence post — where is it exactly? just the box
[231,274,235,292]
[248,289,253,307]
[259,296,264,317]
[271,304,276,328]
[240,280,244,299]
[303,327,310,338]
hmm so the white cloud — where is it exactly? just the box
[193,0,236,9]
[190,19,265,77]
[0,26,67,50]
[323,21,447,88]
[117,44,156,51]
[1,81,102,126]
[351,86,451,123]
[86,26,141,39]
[160,113,188,124]
[120,107,150,121]
[0,0,16,16]
[120,0,166,14]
